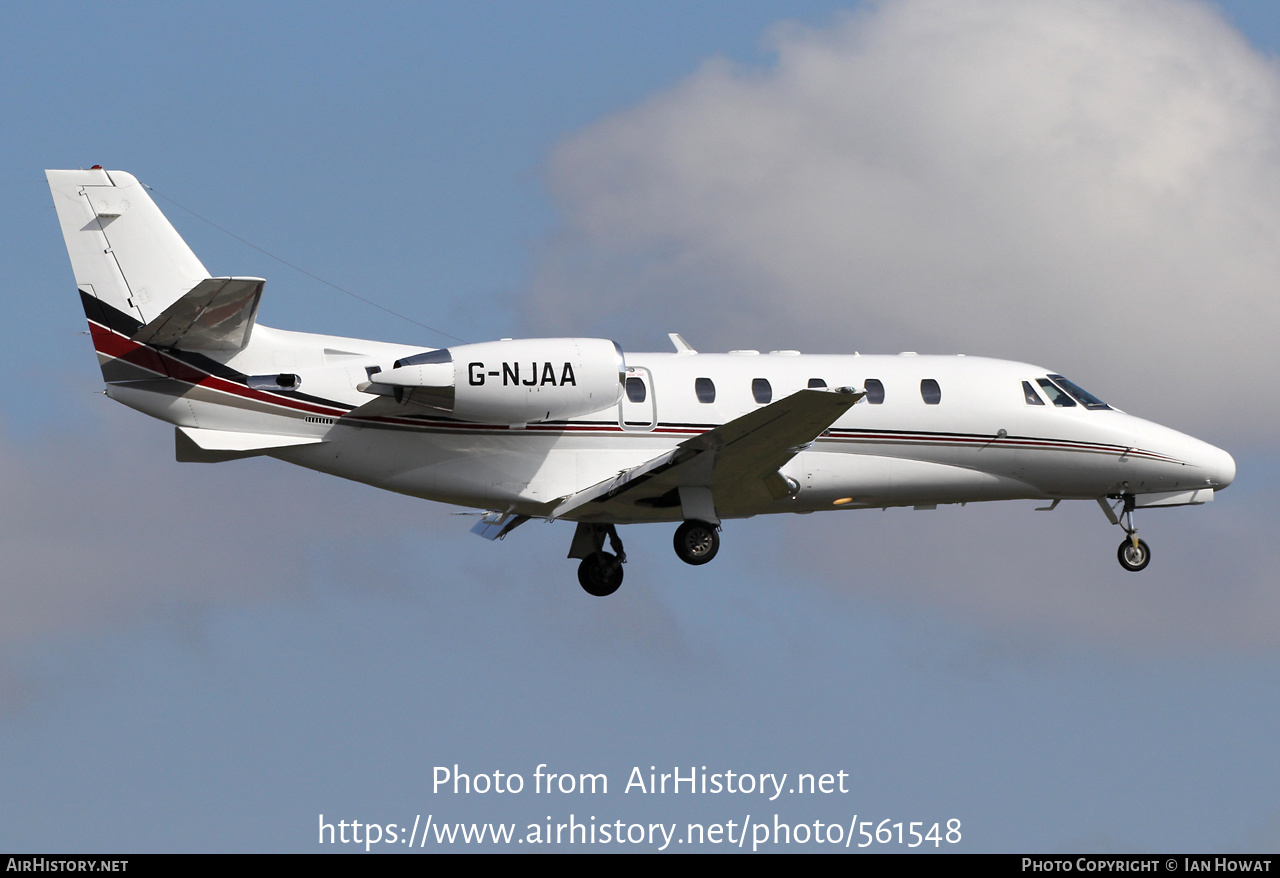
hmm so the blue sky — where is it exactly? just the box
[3,0,1279,852]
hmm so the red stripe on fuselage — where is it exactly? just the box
[91,322,348,417]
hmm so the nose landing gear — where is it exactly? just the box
[1099,495,1151,572]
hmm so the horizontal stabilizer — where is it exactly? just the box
[132,277,264,351]
[176,426,324,463]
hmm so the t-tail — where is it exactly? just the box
[46,168,266,383]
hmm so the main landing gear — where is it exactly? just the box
[568,523,627,597]
[673,519,720,566]
[1099,494,1151,572]
[567,519,724,596]
[578,550,624,597]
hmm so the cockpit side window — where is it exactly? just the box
[864,378,885,404]
[1048,374,1110,410]
[1023,381,1045,405]
[1036,377,1076,407]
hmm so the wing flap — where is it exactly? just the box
[470,512,532,540]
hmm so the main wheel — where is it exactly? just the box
[577,551,623,596]
[1117,538,1151,572]
[673,520,720,566]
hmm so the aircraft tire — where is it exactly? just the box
[673,520,720,566]
[1117,538,1151,572]
[578,552,623,596]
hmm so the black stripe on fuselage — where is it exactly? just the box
[81,290,354,412]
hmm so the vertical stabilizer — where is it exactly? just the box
[46,169,210,325]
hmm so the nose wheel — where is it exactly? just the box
[1117,537,1151,572]
[673,520,720,565]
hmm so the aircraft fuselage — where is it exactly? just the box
[98,321,1234,521]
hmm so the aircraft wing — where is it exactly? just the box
[131,277,264,351]
[551,388,862,521]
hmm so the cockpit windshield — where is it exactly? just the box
[1036,377,1076,407]
[1047,375,1110,410]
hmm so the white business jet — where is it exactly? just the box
[47,169,1236,596]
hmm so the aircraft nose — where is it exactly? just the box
[1127,417,1236,492]
[1180,434,1236,491]
[1202,443,1236,491]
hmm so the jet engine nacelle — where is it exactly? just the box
[370,338,626,424]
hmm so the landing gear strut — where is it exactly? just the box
[673,520,720,566]
[1100,495,1151,572]
[568,523,627,596]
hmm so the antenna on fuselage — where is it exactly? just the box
[669,333,697,354]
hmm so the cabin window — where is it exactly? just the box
[920,379,941,405]
[1023,381,1045,405]
[752,378,772,404]
[1048,374,1111,410]
[625,376,647,403]
[864,378,885,404]
[808,378,827,389]
[695,377,716,403]
[1036,377,1076,407]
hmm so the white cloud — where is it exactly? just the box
[534,0,1280,439]
[520,0,1280,647]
